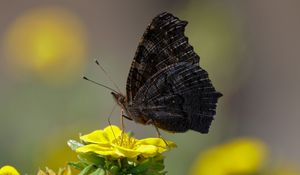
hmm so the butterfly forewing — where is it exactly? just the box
[126,12,200,103]
[122,12,222,133]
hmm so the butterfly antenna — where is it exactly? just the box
[107,104,119,143]
[107,103,117,126]
[95,59,122,93]
[83,76,119,94]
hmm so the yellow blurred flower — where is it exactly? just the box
[3,6,87,84]
[0,165,20,175]
[190,138,267,175]
[37,166,72,175]
[76,125,177,159]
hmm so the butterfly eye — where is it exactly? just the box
[119,96,125,103]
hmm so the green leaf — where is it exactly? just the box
[151,161,164,171]
[68,161,87,170]
[130,159,152,174]
[152,163,165,171]
[67,140,84,151]
[109,165,120,175]
[90,168,106,175]
[78,153,105,167]
[129,156,166,175]
[78,164,96,175]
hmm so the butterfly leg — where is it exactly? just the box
[120,109,125,130]
[146,119,169,147]
[120,110,135,145]
[121,114,133,121]
[119,109,126,145]
[155,125,169,147]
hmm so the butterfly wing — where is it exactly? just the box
[126,12,200,103]
[129,62,222,133]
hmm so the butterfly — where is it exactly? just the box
[111,12,222,133]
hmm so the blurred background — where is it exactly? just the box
[0,0,299,174]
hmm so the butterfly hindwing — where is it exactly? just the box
[126,12,200,103]
[129,62,222,133]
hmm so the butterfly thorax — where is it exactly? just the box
[111,92,150,125]
[111,92,127,109]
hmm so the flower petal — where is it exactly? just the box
[137,138,177,149]
[80,125,123,145]
[76,144,118,157]
[80,130,109,145]
[103,125,124,142]
[135,145,159,157]
[114,145,141,158]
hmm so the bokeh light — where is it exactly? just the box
[3,6,88,85]
[190,138,267,175]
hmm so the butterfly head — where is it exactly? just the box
[111,92,126,107]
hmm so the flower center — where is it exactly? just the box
[112,133,136,149]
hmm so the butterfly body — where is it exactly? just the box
[112,12,222,133]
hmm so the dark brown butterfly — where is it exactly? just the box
[112,12,222,133]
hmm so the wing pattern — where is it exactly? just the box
[128,62,222,133]
[120,12,222,133]
[126,12,200,103]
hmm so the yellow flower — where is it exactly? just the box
[190,138,267,175]
[76,125,176,159]
[0,165,20,175]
